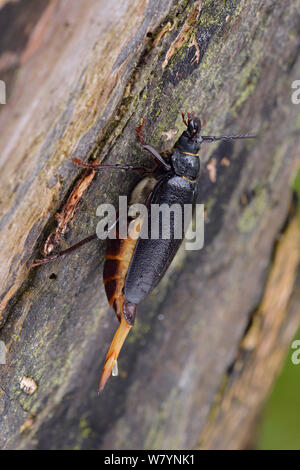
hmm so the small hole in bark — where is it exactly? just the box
[49,273,57,280]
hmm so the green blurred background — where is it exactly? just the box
[257,328,300,450]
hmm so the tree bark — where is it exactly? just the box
[0,0,299,450]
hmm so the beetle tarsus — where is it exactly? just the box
[29,234,97,269]
[136,118,146,145]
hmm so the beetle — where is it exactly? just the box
[31,113,256,392]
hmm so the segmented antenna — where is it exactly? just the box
[202,134,257,142]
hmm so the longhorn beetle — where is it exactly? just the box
[31,113,256,392]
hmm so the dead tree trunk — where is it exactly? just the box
[0,0,299,450]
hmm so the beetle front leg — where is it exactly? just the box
[136,119,171,171]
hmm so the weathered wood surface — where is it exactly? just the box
[0,0,299,450]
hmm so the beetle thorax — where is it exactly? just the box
[170,148,200,181]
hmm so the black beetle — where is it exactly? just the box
[31,113,256,392]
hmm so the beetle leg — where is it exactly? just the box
[30,213,121,269]
[135,120,171,171]
[72,158,153,175]
[29,234,98,268]
[142,145,171,171]
[181,111,188,127]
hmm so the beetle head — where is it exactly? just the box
[182,112,202,139]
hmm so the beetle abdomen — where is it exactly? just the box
[103,175,158,321]
[100,216,143,392]
[103,219,141,322]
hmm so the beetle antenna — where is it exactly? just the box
[202,133,257,142]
